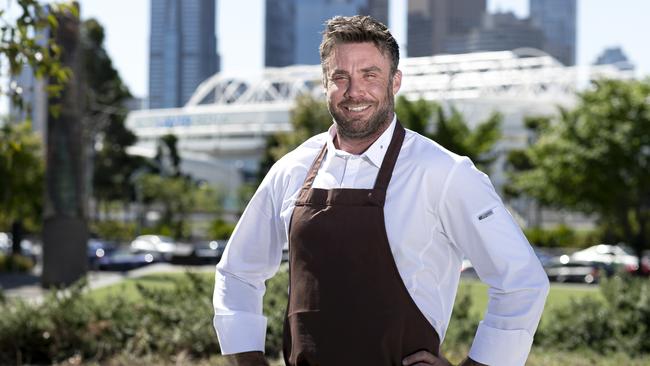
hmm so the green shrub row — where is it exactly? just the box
[1,266,649,364]
[0,273,219,365]
[536,275,650,354]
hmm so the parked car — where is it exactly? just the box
[544,255,615,284]
[130,235,178,261]
[570,244,649,274]
[192,240,227,264]
[97,248,159,271]
[87,238,117,270]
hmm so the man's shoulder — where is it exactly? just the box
[401,128,467,173]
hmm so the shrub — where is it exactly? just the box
[0,272,220,364]
[537,274,650,355]
[90,220,136,243]
[0,253,35,272]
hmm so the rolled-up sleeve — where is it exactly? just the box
[213,172,285,355]
[438,158,549,366]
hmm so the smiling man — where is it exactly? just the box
[213,15,549,366]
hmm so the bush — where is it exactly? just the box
[90,220,136,243]
[0,272,219,364]
[208,219,236,240]
[0,253,35,273]
[537,274,650,355]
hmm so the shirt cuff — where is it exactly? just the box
[468,321,533,366]
[213,313,267,355]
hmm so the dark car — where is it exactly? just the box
[172,240,227,265]
[97,249,159,271]
[544,256,615,284]
[87,238,117,270]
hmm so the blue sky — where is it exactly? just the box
[8,0,650,101]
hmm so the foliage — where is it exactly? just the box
[536,274,650,355]
[524,224,596,248]
[511,79,650,265]
[0,273,219,364]
[82,18,145,210]
[208,219,236,240]
[89,220,136,243]
[396,95,503,173]
[137,174,221,239]
[0,253,35,272]
[0,0,75,113]
[0,121,44,253]
[263,265,289,357]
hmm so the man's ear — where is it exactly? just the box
[392,69,402,94]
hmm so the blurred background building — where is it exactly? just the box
[148,0,220,109]
[265,0,389,67]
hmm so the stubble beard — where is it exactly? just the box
[328,85,395,141]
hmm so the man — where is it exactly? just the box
[213,15,549,366]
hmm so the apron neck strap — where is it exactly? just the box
[301,121,406,192]
[373,121,405,192]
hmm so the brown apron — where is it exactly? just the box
[283,122,440,365]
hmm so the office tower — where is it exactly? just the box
[594,47,634,71]
[445,12,543,55]
[265,0,389,67]
[149,0,220,109]
[530,0,576,65]
[407,0,485,57]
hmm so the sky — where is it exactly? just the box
[4,0,650,102]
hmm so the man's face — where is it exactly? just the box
[324,42,402,140]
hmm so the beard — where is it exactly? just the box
[328,84,395,140]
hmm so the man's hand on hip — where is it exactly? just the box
[225,351,269,366]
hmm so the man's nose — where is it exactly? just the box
[344,77,365,99]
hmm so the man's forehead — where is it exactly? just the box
[326,42,390,70]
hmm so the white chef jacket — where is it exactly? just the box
[213,117,549,366]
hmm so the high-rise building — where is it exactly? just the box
[149,0,220,109]
[407,0,485,57]
[445,12,543,55]
[529,0,576,65]
[594,47,635,71]
[265,0,389,67]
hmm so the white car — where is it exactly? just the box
[130,235,178,259]
[570,244,640,272]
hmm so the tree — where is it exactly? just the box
[0,121,44,255]
[396,95,502,173]
[512,78,650,269]
[0,0,74,114]
[80,18,145,216]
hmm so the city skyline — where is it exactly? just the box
[2,0,650,109]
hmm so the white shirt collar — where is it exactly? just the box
[326,115,397,168]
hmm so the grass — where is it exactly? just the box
[459,279,601,317]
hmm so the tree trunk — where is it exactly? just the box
[41,3,88,288]
[10,220,24,256]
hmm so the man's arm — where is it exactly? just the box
[213,177,285,356]
[438,158,550,366]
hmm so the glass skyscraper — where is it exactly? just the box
[530,0,576,66]
[149,0,220,109]
[407,0,486,57]
[265,0,389,67]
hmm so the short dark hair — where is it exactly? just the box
[320,15,400,78]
